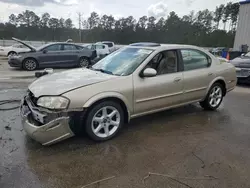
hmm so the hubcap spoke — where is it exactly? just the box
[102,107,107,117]
[108,110,118,118]
[215,88,220,94]
[209,98,214,105]
[93,117,103,123]
[110,120,119,127]
[104,125,110,136]
[94,124,103,133]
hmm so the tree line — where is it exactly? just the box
[0,2,239,47]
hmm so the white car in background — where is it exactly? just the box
[96,41,116,53]
[84,43,110,57]
[0,43,30,57]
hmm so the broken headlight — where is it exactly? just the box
[37,96,69,110]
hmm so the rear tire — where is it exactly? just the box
[79,57,90,68]
[200,83,224,111]
[22,58,38,71]
[85,101,124,141]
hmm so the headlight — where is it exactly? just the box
[37,96,69,110]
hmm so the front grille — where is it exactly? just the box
[28,90,38,105]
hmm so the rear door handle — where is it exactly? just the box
[174,77,182,82]
[208,72,213,76]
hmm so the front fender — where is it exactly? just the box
[83,91,133,119]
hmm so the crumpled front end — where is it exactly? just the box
[20,91,75,145]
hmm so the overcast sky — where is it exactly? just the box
[0,0,239,25]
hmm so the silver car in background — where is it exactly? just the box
[230,52,250,83]
[20,43,236,145]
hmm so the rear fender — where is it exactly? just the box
[202,77,226,100]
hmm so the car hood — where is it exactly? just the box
[29,68,117,97]
[230,57,250,68]
[12,37,36,51]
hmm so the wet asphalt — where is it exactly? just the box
[0,82,250,188]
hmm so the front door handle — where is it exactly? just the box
[174,77,182,82]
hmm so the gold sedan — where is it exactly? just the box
[20,43,236,145]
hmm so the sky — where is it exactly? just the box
[0,0,239,25]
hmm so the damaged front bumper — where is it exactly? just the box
[20,96,75,146]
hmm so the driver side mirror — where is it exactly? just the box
[43,49,47,54]
[241,53,245,57]
[142,68,157,77]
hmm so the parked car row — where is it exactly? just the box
[20,42,237,145]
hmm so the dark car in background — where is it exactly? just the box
[230,52,250,84]
[8,38,97,70]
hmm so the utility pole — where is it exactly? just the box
[77,12,82,42]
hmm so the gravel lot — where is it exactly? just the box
[0,80,250,188]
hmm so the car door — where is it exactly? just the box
[180,49,215,102]
[61,44,79,67]
[133,50,184,115]
[37,44,63,67]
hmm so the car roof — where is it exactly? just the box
[43,42,82,47]
[51,42,78,45]
[127,44,204,51]
[101,41,114,43]
[130,42,161,47]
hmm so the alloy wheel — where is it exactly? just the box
[208,86,222,108]
[24,59,37,70]
[91,106,121,138]
[80,58,89,67]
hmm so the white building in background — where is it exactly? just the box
[233,0,250,51]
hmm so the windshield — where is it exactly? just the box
[92,47,153,76]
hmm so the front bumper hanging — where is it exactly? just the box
[20,96,75,146]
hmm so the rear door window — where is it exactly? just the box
[180,49,211,71]
[63,44,77,51]
[44,44,62,52]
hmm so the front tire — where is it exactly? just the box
[79,57,90,68]
[85,101,124,141]
[200,83,224,110]
[22,58,38,71]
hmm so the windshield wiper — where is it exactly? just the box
[91,68,114,75]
